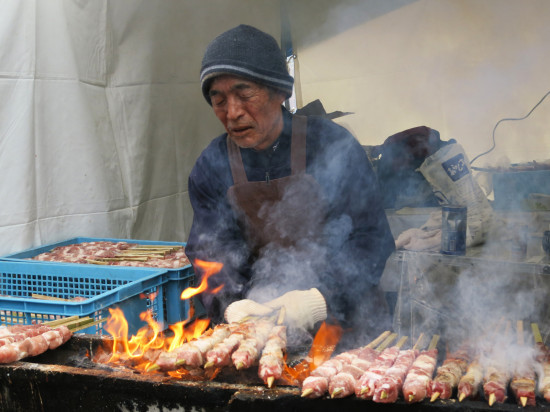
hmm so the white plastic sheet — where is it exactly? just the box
[0,0,260,255]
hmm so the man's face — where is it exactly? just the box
[209,75,286,150]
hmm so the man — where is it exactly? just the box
[186,24,395,345]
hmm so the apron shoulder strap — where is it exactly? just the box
[291,115,307,174]
[226,137,248,185]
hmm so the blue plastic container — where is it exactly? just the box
[0,261,176,335]
[1,237,195,328]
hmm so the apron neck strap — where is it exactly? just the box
[227,136,248,185]
[291,115,307,174]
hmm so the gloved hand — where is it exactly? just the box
[224,299,273,324]
[264,288,327,330]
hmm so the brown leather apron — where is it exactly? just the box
[226,115,327,254]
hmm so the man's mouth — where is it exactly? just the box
[229,125,252,135]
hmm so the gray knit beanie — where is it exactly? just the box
[200,24,294,105]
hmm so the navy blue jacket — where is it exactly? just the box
[186,108,395,326]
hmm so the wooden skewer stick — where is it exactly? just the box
[61,316,94,329]
[98,257,149,262]
[86,259,110,265]
[117,251,165,256]
[428,334,440,351]
[43,315,80,327]
[119,249,167,254]
[488,392,496,406]
[375,332,398,352]
[517,320,524,346]
[131,245,180,251]
[366,330,391,349]
[31,294,71,302]
[146,363,161,372]
[520,396,528,407]
[69,318,105,333]
[331,387,343,398]
[412,333,425,351]
[515,320,529,409]
[427,338,441,404]
[301,388,314,398]
[531,323,543,344]
[114,254,161,260]
[395,336,408,349]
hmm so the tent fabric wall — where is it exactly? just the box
[289,0,550,166]
[1,0,549,257]
[0,0,281,256]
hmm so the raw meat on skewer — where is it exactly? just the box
[258,325,287,387]
[355,335,408,400]
[430,344,471,401]
[301,330,392,399]
[232,319,273,370]
[372,334,424,403]
[204,322,256,368]
[0,323,72,364]
[483,321,513,406]
[402,335,440,403]
[457,358,483,402]
[328,332,397,399]
[532,323,550,403]
[510,321,536,407]
[483,365,511,406]
[154,323,231,370]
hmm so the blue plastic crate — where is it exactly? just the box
[1,237,195,329]
[0,261,177,335]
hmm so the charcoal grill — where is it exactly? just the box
[0,334,545,411]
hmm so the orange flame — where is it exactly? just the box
[97,259,224,376]
[282,321,343,385]
[181,259,224,300]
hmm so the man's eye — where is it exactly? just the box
[211,97,225,106]
[239,91,255,100]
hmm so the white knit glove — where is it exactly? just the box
[224,299,273,324]
[265,288,327,330]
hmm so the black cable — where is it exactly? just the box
[470,89,550,165]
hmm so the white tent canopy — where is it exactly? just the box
[1,0,549,256]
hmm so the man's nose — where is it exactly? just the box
[226,97,244,120]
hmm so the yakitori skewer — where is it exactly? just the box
[483,321,513,406]
[150,323,231,371]
[355,335,408,399]
[231,319,273,370]
[510,320,536,407]
[301,330,391,399]
[203,322,256,369]
[402,334,439,403]
[532,323,550,402]
[372,333,424,403]
[458,317,507,402]
[430,343,471,402]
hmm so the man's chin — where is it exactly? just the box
[229,135,257,149]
